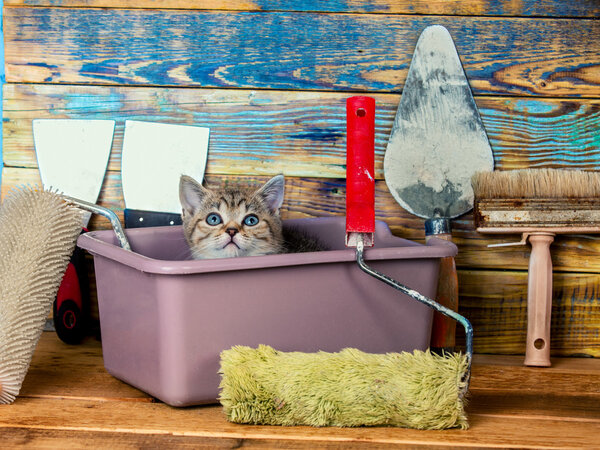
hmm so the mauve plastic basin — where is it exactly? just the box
[77,216,456,406]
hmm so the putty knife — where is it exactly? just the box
[33,118,115,344]
[383,25,494,352]
[121,120,210,228]
[33,119,115,226]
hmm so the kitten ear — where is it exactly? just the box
[256,175,285,213]
[179,175,208,216]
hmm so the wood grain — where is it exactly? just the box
[473,353,600,370]
[4,8,600,96]
[5,334,599,448]
[1,428,414,450]
[4,166,599,356]
[18,335,150,401]
[4,84,600,176]
[471,355,600,395]
[459,269,600,357]
[5,166,600,276]
[2,2,598,446]
[2,396,598,448]
[20,334,600,401]
[468,391,600,421]
[73,256,600,357]
[4,0,599,17]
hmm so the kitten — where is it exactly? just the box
[179,175,326,259]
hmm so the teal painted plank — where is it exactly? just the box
[4,8,600,96]
[5,0,600,18]
[3,85,600,175]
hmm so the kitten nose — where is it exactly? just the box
[226,228,238,237]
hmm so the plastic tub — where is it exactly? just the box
[77,216,456,406]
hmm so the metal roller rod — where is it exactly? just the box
[62,195,132,251]
[355,237,473,393]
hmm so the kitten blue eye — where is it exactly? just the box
[243,214,259,226]
[206,213,222,226]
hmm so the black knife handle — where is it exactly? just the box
[124,209,182,228]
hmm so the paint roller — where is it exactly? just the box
[219,97,473,429]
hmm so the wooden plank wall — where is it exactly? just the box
[2,1,599,357]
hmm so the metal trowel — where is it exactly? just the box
[383,25,494,352]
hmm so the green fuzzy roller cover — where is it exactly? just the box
[219,345,469,429]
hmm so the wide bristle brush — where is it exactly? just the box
[0,187,83,404]
[472,168,600,367]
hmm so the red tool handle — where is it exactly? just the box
[345,96,376,247]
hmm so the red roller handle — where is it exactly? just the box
[345,96,376,247]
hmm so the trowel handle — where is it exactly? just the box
[426,233,458,353]
[345,96,375,247]
[524,233,554,367]
[425,217,459,352]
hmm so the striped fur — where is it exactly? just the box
[179,175,285,259]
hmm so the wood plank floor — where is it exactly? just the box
[1,333,598,448]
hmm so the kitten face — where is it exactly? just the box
[179,175,285,259]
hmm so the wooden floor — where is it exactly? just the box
[0,333,598,448]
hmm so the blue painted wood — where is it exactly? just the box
[5,0,600,18]
[250,0,600,16]
[3,85,600,175]
[4,8,600,96]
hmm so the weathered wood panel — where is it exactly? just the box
[0,167,421,234]
[459,269,600,357]
[4,84,600,176]
[4,8,600,96]
[5,0,599,18]
[455,230,600,273]
[3,1,599,363]
[3,172,600,356]
[6,167,600,276]
[470,391,600,421]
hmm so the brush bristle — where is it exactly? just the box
[472,169,600,199]
[0,187,83,404]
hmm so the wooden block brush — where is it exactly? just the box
[0,187,83,403]
[472,168,600,367]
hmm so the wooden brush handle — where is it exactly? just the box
[426,232,458,353]
[524,233,555,367]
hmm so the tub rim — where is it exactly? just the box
[77,216,457,275]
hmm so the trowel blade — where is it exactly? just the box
[383,25,494,219]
